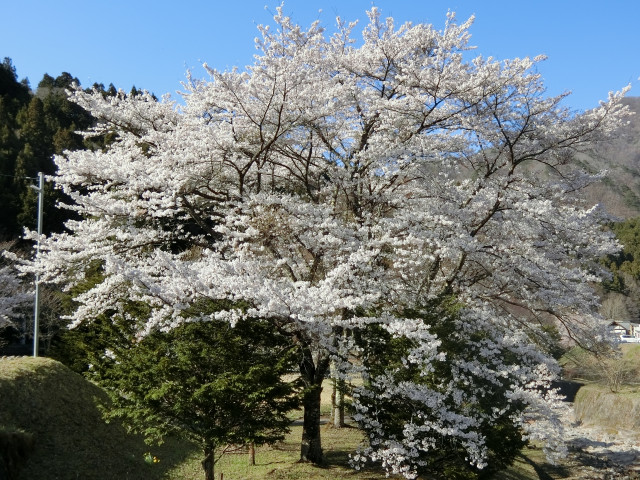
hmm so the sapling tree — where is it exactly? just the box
[31,6,630,476]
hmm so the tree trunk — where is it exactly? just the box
[298,345,329,464]
[331,327,348,428]
[330,376,336,425]
[333,376,345,428]
[248,442,255,466]
[330,360,346,428]
[202,445,215,480]
[300,381,323,463]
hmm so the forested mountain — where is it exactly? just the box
[0,58,137,239]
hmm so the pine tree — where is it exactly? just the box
[66,308,301,480]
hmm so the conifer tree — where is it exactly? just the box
[80,310,300,480]
[0,58,31,237]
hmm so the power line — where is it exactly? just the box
[0,172,40,180]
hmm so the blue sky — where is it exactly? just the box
[1,0,638,111]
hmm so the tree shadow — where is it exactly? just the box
[323,448,351,465]
[516,452,569,480]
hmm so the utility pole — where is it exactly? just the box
[32,172,44,357]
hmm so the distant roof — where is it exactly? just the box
[608,321,639,329]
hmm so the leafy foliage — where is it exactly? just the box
[597,218,640,326]
[605,218,640,281]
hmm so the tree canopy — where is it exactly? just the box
[605,217,640,280]
[31,7,630,478]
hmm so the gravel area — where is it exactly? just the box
[558,407,640,479]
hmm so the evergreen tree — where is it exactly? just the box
[1,67,108,236]
[60,305,301,480]
[608,218,640,280]
[599,218,640,323]
[17,97,49,168]
[0,58,30,103]
[0,58,31,237]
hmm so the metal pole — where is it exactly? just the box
[33,172,44,357]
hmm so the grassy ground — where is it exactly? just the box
[0,356,199,479]
[0,357,397,480]
[561,343,640,432]
[573,383,640,431]
[2,355,623,480]
[163,424,395,480]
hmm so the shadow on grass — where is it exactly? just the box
[516,453,568,480]
[519,454,554,480]
[271,442,299,452]
[140,437,202,478]
[323,448,351,466]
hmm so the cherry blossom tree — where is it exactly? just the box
[32,7,630,476]
[0,266,30,341]
[1,242,32,346]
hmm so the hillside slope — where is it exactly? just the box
[581,97,640,219]
[0,356,194,480]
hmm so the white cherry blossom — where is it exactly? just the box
[31,6,630,475]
